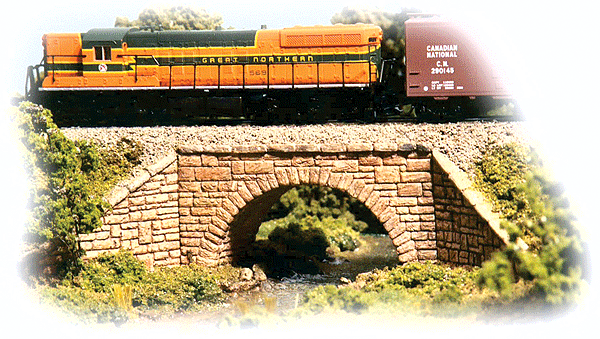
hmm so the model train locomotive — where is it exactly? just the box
[25,15,511,126]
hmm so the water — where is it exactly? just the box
[231,234,399,315]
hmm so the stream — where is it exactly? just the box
[259,233,399,313]
[155,234,399,326]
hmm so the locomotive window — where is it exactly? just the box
[369,37,377,42]
[94,46,111,61]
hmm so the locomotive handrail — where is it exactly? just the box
[45,54,86,83]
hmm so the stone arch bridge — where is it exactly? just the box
[79,142,509,269]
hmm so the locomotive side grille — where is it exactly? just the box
[286,35,304,46]
[343,34,361,45]
[324,34,342,45]
[306,35,323,45]
[285,34,324,47]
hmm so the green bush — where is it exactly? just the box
[302,285,374,314]
[474,145,587,305]
[40,251,227,324]
[76,251,224,311]
[76,250,148,293]
[265,185,383,234]
[473,144,530,221]
[134,264,224,312]
[299,262,482,317]
[12,103,142,278]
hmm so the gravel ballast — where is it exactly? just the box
[62,121,529,177]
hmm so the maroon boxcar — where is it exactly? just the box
[405,16,510,100]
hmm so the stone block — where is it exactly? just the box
[178,167,195,181]
[244,181,262,197]
[232,144,267,153]
[286,167,300,184]
[373,143,398,152]
[406,158,431,172]
[201,155,219,167]
[397,183,422,197]
[103,213,129,225]
[401,172,431,183]
[268,144,296,152]
[374,166,400,183]
[382,155,407,166]
[346,143,373,152]
[179,181,201,192]
[292,156,315,167]
[146,194,169,205]
[359,156,382,166]
[295,144,319,152]
[389,197,418,207]
[409,206,435,214]
[320,144,346,153]
[245,161,274,174]
[332,160,359,173]
[195,167,231,181]
[274,168,290,186]
[298,168,310,184]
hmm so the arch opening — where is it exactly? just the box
[230,184,398,279]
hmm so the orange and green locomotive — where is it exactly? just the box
[26,24,383,125]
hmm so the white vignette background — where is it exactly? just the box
[0,1,598,337]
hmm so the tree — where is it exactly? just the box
[331,6,421,60]
[115,5,224,30]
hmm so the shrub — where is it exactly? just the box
[474,145,587,305]
[134,264,224,312]
[265,185,383,234]
[299,262,482,316]
[13,103,107,276]
[76,250,148,293]
[12,103,142,279]
[40,251,227,324]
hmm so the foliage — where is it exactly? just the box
[331,6,421,60]
[265,185,383,235]
[115,5,224,30]
[38,284,130,325]
[473,143,530,221]
[134,264,224,312]
[299,262,483,317]
[474,145,587,305]
[76,250,148,292]
[11,103,142,278]
[302,285,374,314]
[39,251,228,324]
[13,103,105,275]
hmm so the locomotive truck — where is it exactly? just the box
[25,15,511,125]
